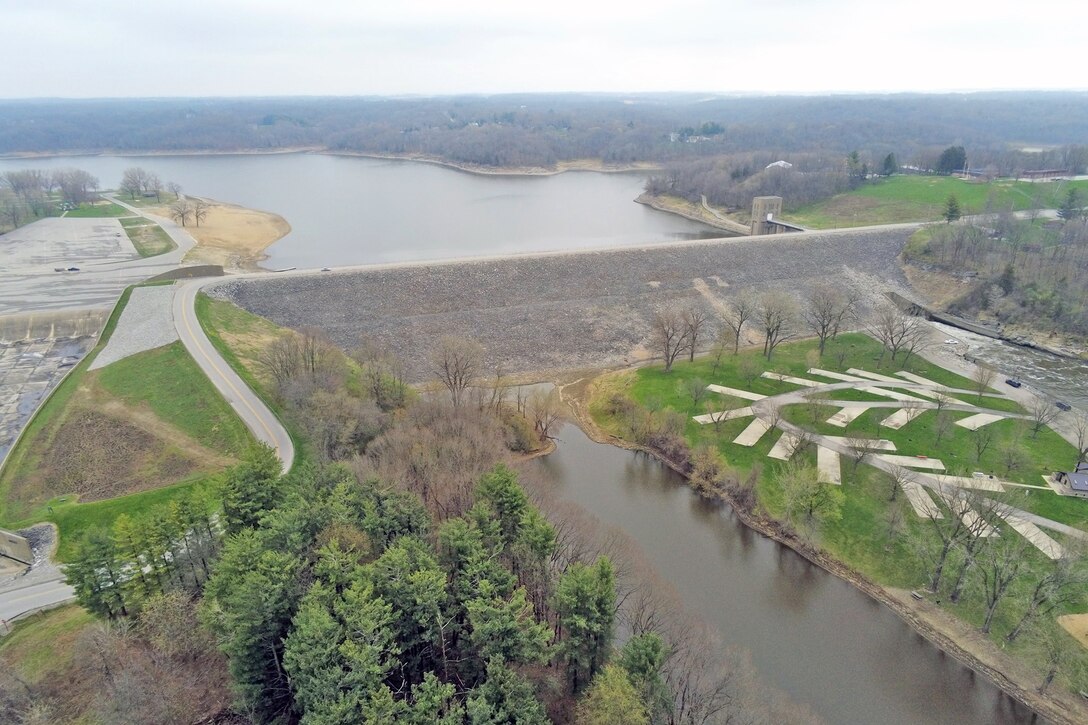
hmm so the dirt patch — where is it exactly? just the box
[8,376,235,511]
[37,409,194,502]
[901,262,974,308]
[148,199,290,271]
[1058,613,1088,650]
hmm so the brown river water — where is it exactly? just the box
[532,425,1042,725]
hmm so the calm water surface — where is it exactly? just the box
[533,425,1041,725]
[0,153,720,267]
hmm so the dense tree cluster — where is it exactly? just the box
[0,167,99,232]
[905,217,1088,336]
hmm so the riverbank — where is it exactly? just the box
[143,198,290,271]
[634,191,750,234]
[562,351,1087,725]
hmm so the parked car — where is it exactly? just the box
[1056,401,1072,412]
[1005,378,1022,388]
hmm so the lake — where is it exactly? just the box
[0,153,722,267]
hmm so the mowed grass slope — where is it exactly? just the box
[789,176,1088,228]
[0,291,253,546]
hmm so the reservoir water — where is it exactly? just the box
[0,153,721,267]
[534,425,1041,724]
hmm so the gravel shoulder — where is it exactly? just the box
[89,285,179,370]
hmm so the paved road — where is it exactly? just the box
[0,578,74,624]
[173,279,294,473]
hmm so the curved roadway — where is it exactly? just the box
[173,279,294,474]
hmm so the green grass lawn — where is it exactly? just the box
[120,216,176,257]
[788,176,1088,228]
[0,605,94,680]
[64,201,131,218]
[589,332,1088,688]
[96,341,252,457]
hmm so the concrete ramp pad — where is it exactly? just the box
[932,474,1004,492]
[847,368,904,383]
[876,454,945,470]
[817,446,842,484]
[881,407,924,429]
[895,371,941,387]
[694,406,753,425]
[767,432,802,460]
[824,436,897,451]
[761,371,820,387]
[1004,514,1065,560]
[808,368,867,382]
[733,417,772,446]
[863,387,929,403]
[707,384,766,401]
[955,413,1005,431]
[827,406,871,427]
[903,481,942,518]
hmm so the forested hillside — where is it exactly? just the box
[2,93,1087,167]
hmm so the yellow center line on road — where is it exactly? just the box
[178,284,284,460]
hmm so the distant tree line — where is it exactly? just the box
[2,93,1087,169]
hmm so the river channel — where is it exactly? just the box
[0,153,721,267]
[533,425,1041,725]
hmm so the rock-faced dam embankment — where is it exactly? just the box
[208,228,916,381]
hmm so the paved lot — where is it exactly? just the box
[0,216,189,317]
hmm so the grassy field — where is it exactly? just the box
[588,333,1088,688]
[0,605,93,679]
[63,201,130,218]
[788,176,1088,228]
[119,216,176,256]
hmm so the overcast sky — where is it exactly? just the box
[3,0,1083,98]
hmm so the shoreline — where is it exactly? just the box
[0,147,661,178]
[634,191,750,234]
[561,354,1086,725]
[325,150,662,177]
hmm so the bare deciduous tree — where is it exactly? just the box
[169,200,192,227]
[933,410,954,446]
[683,305,710,362]
[867,303,928,364]
[1028,396,1060,439]
[722,293,756,355]
[972,425,995,462]
[758,291,797,360]
[804,284,857,356]
[430,336,483,408]
[651,305,690,372]
[972,363,997,400]
[528,388,563,440]
[191,198,209,227]
[1073,412,1088,464]
[166,181,182,199]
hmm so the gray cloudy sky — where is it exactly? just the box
[3,0,1083,97]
